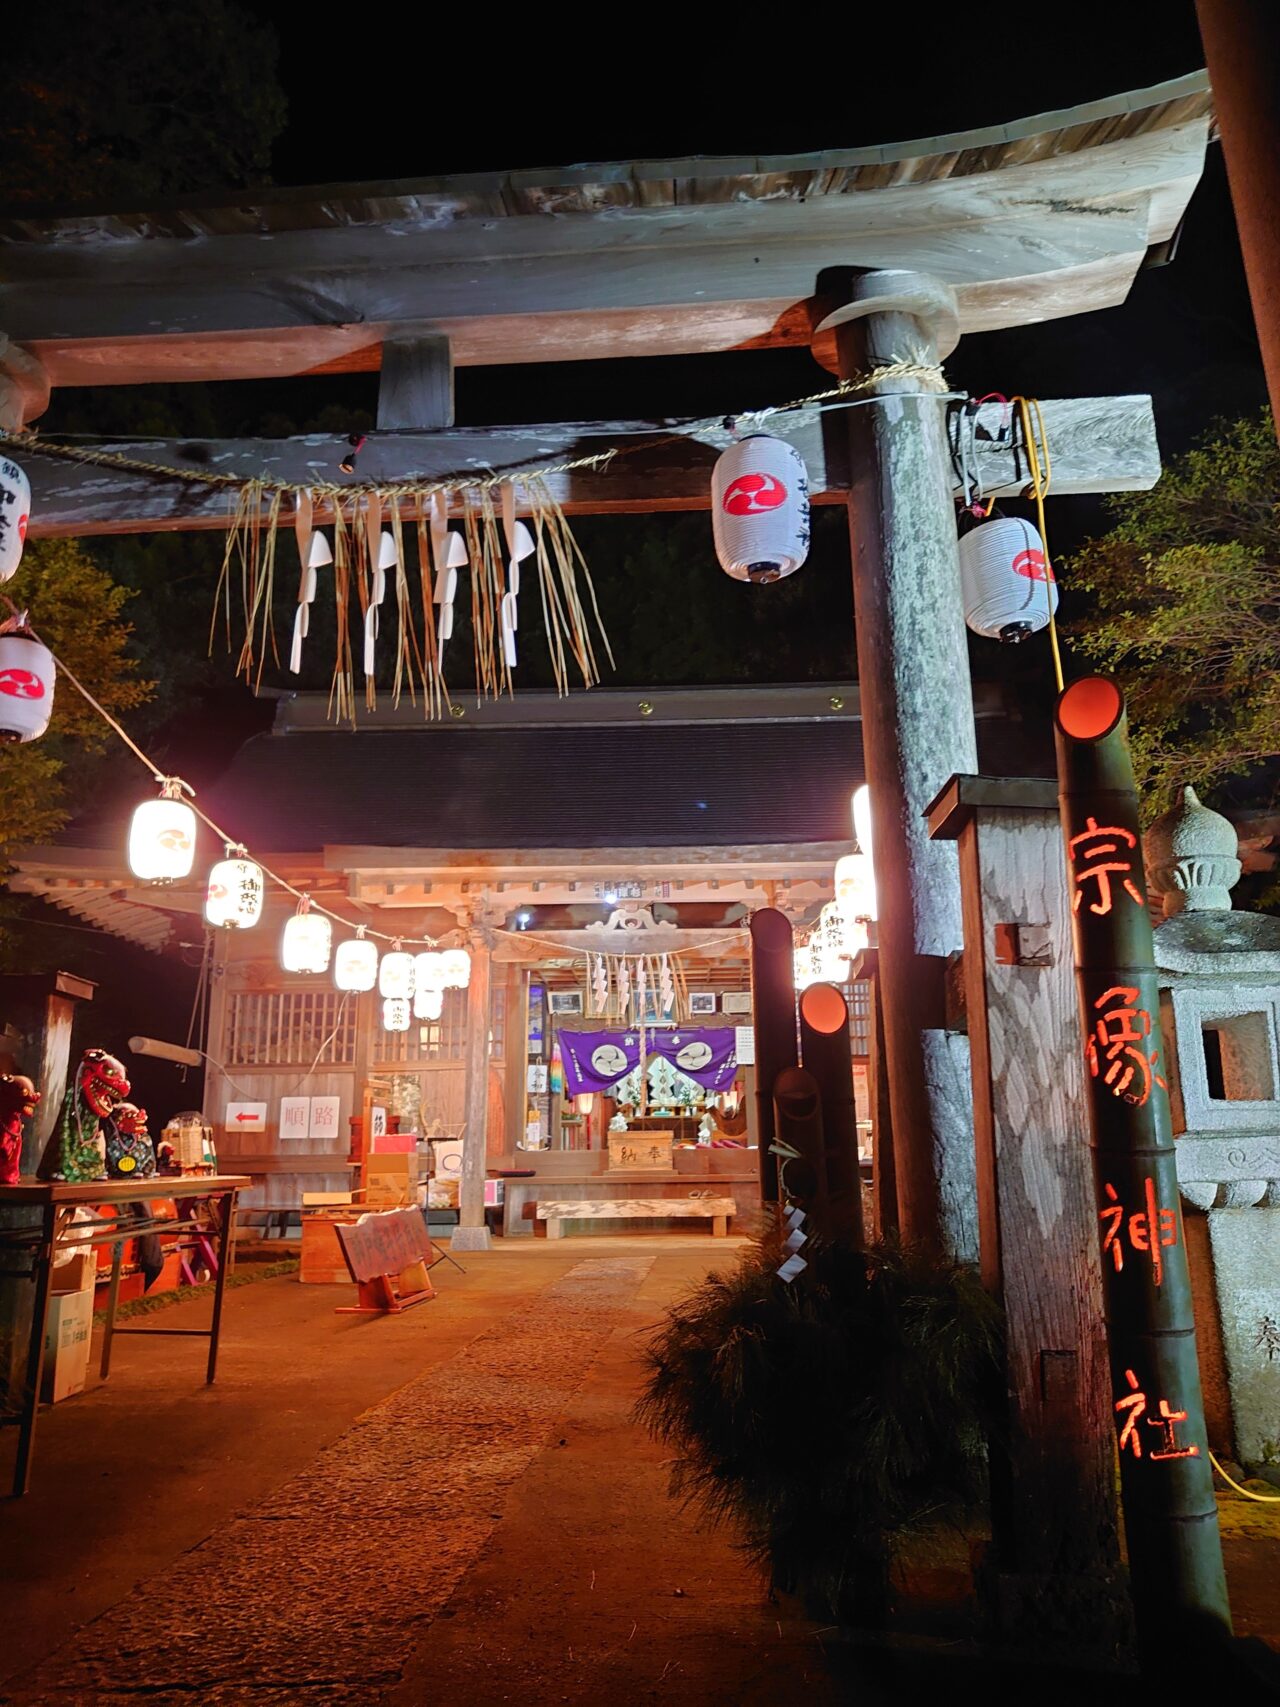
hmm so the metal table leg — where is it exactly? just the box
[12,1202,57,1499]
[205,1191,235,1384]
[99,1230,124,1380]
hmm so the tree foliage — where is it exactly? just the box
[1071,412,1280,812]
[0,541,153,859]
[2,1,285,208]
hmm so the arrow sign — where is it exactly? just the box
[225,1101,267,1134]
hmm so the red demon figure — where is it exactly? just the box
[0,1074,40,1185]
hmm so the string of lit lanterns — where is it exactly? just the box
[128,776,473,1029]
[0,597,474,1032]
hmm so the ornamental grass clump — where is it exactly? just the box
[636,1232,1001,1625]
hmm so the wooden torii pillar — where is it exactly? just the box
[815,269,977,1259]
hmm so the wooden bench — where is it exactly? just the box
[535,1197,736,1239]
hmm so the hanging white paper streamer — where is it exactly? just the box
[499,486,536,669]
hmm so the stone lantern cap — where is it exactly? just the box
[1145,785,1242,917]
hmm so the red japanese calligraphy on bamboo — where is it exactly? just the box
[1055,675,1230,1655]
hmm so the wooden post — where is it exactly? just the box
[928,775,1123,1654]
[504,964,528,1152]
[822,269,977,1260]
[453,929,492,1252]
[855,947,898,1241]
[1195,2,1280,430]
[376,332,454,431]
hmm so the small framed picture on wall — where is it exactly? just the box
[688,991,718,1016]
[548,989,584,1016]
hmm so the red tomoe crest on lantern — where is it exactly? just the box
[1011,547,1053,582]
[0,669,44,698]
[722,472,789,515]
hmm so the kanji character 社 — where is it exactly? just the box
[1115,1369,1198,1461]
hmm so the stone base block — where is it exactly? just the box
[449,1225,492,1253]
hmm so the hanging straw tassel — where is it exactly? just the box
[207,465,614,719]
[329,500,357,725]
[418,494,447,720]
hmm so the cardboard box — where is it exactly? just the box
[365,1155,420,1208]
[43,1288,93,1403]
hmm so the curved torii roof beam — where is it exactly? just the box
[0,74,1212,392]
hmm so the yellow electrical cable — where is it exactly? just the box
[1013,396,1064,692]
[1210,1449,1280,1503]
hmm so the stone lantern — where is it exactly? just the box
[1146,787,1280,1469]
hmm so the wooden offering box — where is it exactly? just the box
[607,1132,673,1173]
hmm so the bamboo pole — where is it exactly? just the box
[1055,675,1230,1661]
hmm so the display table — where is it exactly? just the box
[0,1174,248,1497]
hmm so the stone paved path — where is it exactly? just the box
[2,1257,655,1706]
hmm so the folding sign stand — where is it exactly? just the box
[334,1206,443,1315]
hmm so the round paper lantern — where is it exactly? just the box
[281,897,332,974]
[128,781,197,882]
[415,950,446,992]
[0,457,31,582]
[0,621,54,743]
[440,947,472,989]
[204,846,264,929]
[378,946,415,999]
[834,852,877,922]
[382,996,411,1032]
[334,930,378,992]
[958,516,1058,643]
[710,435,810,584]
[414,985,444,1021]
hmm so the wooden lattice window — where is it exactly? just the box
[374,988,467,1063]
[225,989,357,1068]
[848,981,871,1059]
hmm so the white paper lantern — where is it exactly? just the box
[440,947,471,989]
[958,516,1058,643]
[378,946,415,999]
[281,897,332,973]
[382,996,411,1032]
[334,930,378,992]
[816,902,852,982]
[204,846,264,929]
[414,985,444,1021]
[415,950,446,992]
[128,781,197,882]
[0,623,54,742]
[0,457,31,582]
[834,852,877,923]
[710,435,810,583]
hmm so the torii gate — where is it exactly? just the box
[1,73,1211,1258]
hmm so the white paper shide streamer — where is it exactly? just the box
[711,434,810,584]
[430,493,468,668]
[290,491,332,674]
